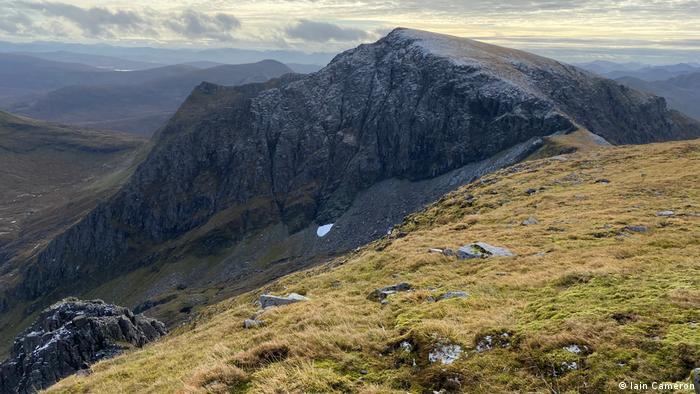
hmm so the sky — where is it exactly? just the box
[1,0,700,64]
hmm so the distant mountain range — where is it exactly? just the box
[576,60,700,81]
[575,61,700,119]
[618,72,700,120]
[0,40,333,69]
[7,60,294,135]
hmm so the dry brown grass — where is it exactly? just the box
[47,139,700,393]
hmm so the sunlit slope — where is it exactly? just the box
[50,138,699,393]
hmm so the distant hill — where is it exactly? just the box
[12,50,164,71]
[577,60,700,81]
[0,53,197,93]
[618,72,700,119]
[8,60,294,135]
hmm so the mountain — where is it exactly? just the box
[43,137,700,393]
[0,40,334,70]
[2,27,699,358]
[575,60,647,75]
[9,60,295,135]
[0,111,145,354]
[578,61,700,81]
[618,72,700,120]
[0,53,197,93]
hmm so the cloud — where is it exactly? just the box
[286,20,370,42]
[0,12,34,34]
[23,1,147,37]
[166,10,241,41]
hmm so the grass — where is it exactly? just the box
[47,139,700,393]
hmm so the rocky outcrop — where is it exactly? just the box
[9,28,700,331]
[259,293,309,309]
[367,283,412,302]
[0,299,166,393]
[457,242,516,259]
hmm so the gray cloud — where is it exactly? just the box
[286,20,369,42]
[166,10,241,41]
[23,1,147,37]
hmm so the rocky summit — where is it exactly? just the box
[4,28,700,351]
[0,299,166,393]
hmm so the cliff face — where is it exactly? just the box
[11,29,700,318]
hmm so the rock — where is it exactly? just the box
[0,299,166,393]
[428,342,462,365]
[243,319,264,329]
[521,216,539,226]
[563,344,583,354]
[624,225,648,233]
[438,291,469,300]
[476,331,512,353]
[656,210,675,217]
[367,283,412,301]
[525,188,537,195]
[690,368,700,394]
[595,178,611,184]
[456,242,515,259]
[259,293,309,309]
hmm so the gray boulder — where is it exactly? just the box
[457,242,516,259]
[0,299,166,393]
[521,216,539,226]
[656,210,675,217]
[259,293,309,309]
[438,291,469,300]
[367,283,412,301]
[243,319,265,329]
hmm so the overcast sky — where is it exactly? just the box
[1,0,699,63]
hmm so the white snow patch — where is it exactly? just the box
[316,223,334,237]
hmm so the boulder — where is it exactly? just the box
[656,210,675,217]
[624,225,648,233]
[0,299,166,393]
[521,216,539,226]
[457,242,516,259]
[438,291,469,300]
[243,319,265,329]
[367,283,412,301]
[259,293,309,309]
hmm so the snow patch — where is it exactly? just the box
[316,223,334,237]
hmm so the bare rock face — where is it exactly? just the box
[0,299,166,393]
[10,28,700,327]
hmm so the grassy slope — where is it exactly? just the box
[49,139,699,393]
